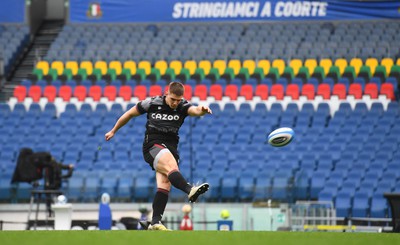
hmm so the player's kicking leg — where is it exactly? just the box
[155,147,210,203]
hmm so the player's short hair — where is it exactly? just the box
[169,82,184,96]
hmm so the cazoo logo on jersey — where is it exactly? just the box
[151,113,180,121]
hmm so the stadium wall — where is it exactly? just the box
[0,203,287,231]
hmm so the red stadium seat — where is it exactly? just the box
[73,85,87,101]
[348,83,362,99]
[209,84,223,100]
[332,83,347,99]
[270,84,284,100]
[59,85,72,101]
[316,84,330,99]
[194,85,207,100]
[149,85,162,97]
[255,84,268,100]
[239,84,253,100]
[13,86,27,102]
[364,83,378,99]
[380,83,395,100]
[118,85,132,101]
[285,84,299,100]
[183,85,192,100]
[89,85,102,101]
[28,85,41,102]
[133,85,147,100]
[224,84,238,100]
[43,85,57,102]
[301,84,315,100]
[103,85,117,101]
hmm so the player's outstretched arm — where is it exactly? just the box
[188,105,212,117]
[105,105,140,141]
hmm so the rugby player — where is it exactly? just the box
[105,81,212,230]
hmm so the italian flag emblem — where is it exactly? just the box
[87,2,102,18]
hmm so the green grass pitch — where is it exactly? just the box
[1,231,400,245]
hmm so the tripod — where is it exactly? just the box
[26,183,62,230]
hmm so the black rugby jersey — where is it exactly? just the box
[136,95,192,143]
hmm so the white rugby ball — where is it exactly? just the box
[268,127,295,147]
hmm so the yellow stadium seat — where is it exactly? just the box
[94,61,108,75]
[184,60,197,75]
[289,59,303,75]
[381,58,394,75]
[243,60,256,74]
[213,60,226,75]
[349,58,363,75]
[227,59,241,75]
[123,60,137,75]
[397,58,400,66]
[80,61,93,75]
[65,61,79,75]
[138,60,151,75]
[198,60,211,75]
[319,59,333,75]
[51,61,64,76]
[36,61,49,75]
[334,58,348,75]
[272,59,285,75]
[169,60,183,75]
[109,61,122,75]
[365,58,378,74]
[155,60,168,75]
[304,59,317,75]
[257,59,270,75]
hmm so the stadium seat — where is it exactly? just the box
[58,85,72,101]
[301,84,315,100]
[36,60,50,75]
[88,85,102,101]
[103,85,117,101]
[149,85,163,97]
[349,58,363,75]
[364,83,378,99]
[183,60,197,76]
[380,83,395,100]
[73,85,87,101]
[272,59,285,75]
[183,84,192,100]
[28,85,42,102]
[289,59,303,75]
[13,85,27,102]
[255,84,268,100]
[348,83,363,99]
[43,85,57,102]
[332,84,346,99]
[286,84,299,100]
[224,84,238,100]
[119,85,132,101]
[194,84,207,100]
[270,84,284,100]
[133,85,147,100]
[239,84,253,100]
[138,60,152,76]
[257,59,271,76]
[209,84,223,100]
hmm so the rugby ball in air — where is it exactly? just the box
[268,127,295,147]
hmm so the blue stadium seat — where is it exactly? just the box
[335,191,353,218]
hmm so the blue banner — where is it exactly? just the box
[69,0,400,23]
[0,0,25,23]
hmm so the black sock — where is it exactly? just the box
[168,170,192,194]
[151,188,169,225]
